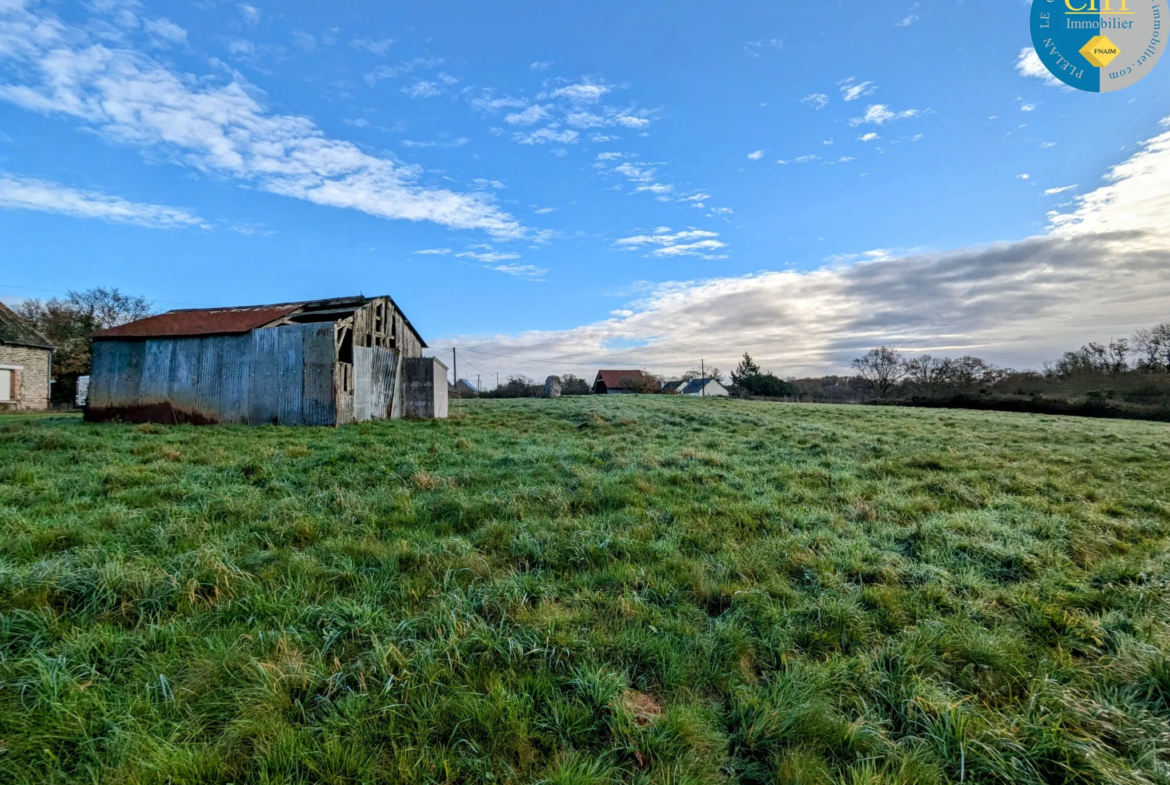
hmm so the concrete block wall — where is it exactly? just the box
[402,357,449,419]
[0,345,52,411]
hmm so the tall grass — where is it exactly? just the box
[1,398,1169,784]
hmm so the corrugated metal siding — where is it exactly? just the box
[87,323,336,425]
[353,346,398,422]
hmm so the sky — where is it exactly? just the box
[1,0,1169,385]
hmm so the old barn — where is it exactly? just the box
[86,295,447,425]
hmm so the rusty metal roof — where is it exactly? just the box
[595,369,651,388]
[93,302,305,339]
[93,295,428,346]
[0,301,55,350]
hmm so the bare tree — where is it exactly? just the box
[17,287,153,382]
[1134,324,1170,371]
[851,346,906,397]
[902,354,953,392]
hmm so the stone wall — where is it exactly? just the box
[0,345,52,411]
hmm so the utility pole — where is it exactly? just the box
[701,358,705,397]
[496,372,499,390]
[452,348,457,389]
[477,374,481,393]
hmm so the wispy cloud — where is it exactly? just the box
[529,61,552,71]
[492,263,548,279]
[350,37,396,56]
[615,228,727,259]
[0,4,522,239]
[896,4,920,27]
[0,173,203,229]
[848,104,920,126]
[747,150,764,160]
[859,132,880,142]
[504,105,552,125]
[1044,184,1076,195]
[238,4,261,25]
[801,93,829,110]
[143,18,186,46]
[1015,47,1068,89]
[744,38,782,57]
[414,248,452,255]
[838,77,876,102]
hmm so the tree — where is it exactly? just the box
[730,353,762,388]
[560,374,591,395]
[902,354,953,393]
[728,353,793,397]
[851,346,906,397]
[681,366,723,383]
[17,287,153,403]
[1134,324,1170,371]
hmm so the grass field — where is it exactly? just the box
[2,398,1169,785]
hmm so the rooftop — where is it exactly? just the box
[93,295,426,346]
[0,301,54,350]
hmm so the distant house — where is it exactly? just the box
[592,369,658,394]
[86,295,448,425]
[0,301,55,412]
[661,380,686,394]
[679,377,729,397]
[455,379,478,396]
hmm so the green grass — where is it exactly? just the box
[2,397,1170,785]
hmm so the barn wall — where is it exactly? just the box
[86,323,336,425]
[353,346,399,422]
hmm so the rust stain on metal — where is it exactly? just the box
[94,304,304,340]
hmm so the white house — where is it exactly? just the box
[679,378,729,397]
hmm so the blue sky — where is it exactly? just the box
[2,0,1169,380]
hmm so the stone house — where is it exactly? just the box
[0,301,55,412]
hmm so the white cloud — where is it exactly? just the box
[513,127,579,145]
[838,78,876,102]
[492,263,547,279]
[401,137,469,149]
[505,104,552,125]
[456,250,522,263]
[1044,184,1077,195]
[143,18,186,46]
[848,104,920,126]
[616,228,727,259]
[533,206,558,214]
[0,4,522,239]
[1017,173,1030,180]
[444,119,1170,379]
[896,11,919,27]
[1041,141,1056,148]
[1020,102,1036,112]
[794,154,819,163]
[403,80,442,98]
[238,4,260,25]
[837,156,855,163]
[529,61,552,71]
[0,173,203,228]
[801,93,829,110]
[549,83,609,103]
[1015,47,1066,89]
[290,31,316,54]
[597,152,624,161]
[414,248,451,255]
[350,38,396,56]
[364,56,445,86]
[591,134,618,143]
[744,39,782,57]
[859,132,880,142]
[747,150,764,160]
